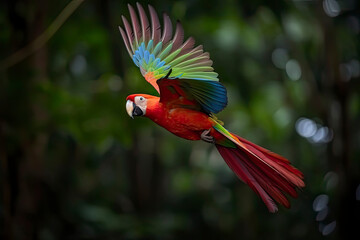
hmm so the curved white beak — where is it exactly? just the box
[126,100,134,119]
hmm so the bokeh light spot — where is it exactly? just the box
[349,59,360,78]
[108,75,123,92]
[324,171,339,190]
[311,126,333,143]
[339,63,352,82]
[313,194,329,212]
[286,59,301,81]
[70,54,87,76]
[323,0,340,17]
[296,118,317,138]
[273,107,291,127]
[272,48,289,69]
[321,221,336,236]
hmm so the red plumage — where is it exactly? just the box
[122,4,305,213]
[216,134,304,212]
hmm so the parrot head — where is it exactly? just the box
[126,94,152,118]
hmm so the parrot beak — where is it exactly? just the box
[126,100,144,118]
[126,100,134,119]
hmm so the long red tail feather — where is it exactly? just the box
[216,133,304,213]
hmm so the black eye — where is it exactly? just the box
[139,97,144,101]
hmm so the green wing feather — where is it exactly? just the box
[119,3,227,114]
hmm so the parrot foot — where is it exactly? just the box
[201,129,215,144]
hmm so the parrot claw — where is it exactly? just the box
[201,129,215,144]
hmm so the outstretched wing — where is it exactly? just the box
[119,3,227,114]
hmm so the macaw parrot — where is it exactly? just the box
[119,3,304,212]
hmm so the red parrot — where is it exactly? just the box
[120,3,304,212]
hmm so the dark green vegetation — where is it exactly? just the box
[1,0,359,239]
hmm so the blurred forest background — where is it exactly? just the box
[1,0,360,239]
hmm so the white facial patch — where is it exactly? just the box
[134,96,147,115]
